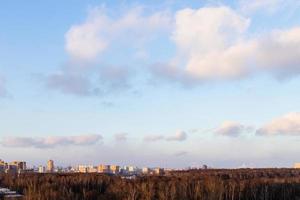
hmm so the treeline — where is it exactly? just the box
[1,168,300,200]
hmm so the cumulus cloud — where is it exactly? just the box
[170,6,252,80]
[114,132,128,141]
[153,6,300,83]
[65,6,171,60]
[1,134,103,148]
[256,27,300,78]
[46,5,300,96]
[215,121,253,137]
[46,6,171,97]
[257,113,300,136]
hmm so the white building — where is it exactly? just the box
[142,167,150,174]
[38,166,46,173]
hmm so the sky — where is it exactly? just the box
[1,0,300,168]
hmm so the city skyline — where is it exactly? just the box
[1,0,300,168]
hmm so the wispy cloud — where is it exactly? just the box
[1,134,103,148]
[46,72,98,96]
[239,0,284,14]
[114,132,128,141]
[238,0,300,14]
[144,130,188,142]
[143,134,164,142]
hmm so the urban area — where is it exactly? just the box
[0,159,172,176]
[0,158,171,198]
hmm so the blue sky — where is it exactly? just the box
[1,0,300,168]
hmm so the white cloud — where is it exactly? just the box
[256,27,300,78]
[47,6,171,96]
[216,121,252,137]
[65,7,171,60]
[257,113,300,136]
[65,9,109,60]
[1,134,103,148]
[153,6,300,83]
[166,130,187,141]
[171,6,251,80]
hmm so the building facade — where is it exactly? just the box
[47,160,54,172]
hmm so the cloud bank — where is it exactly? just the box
[1,134,103,148]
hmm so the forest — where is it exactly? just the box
[1,168,300,200]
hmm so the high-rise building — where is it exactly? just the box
[154,168,164,175]
[78,165,98,173]
[97,164,110,173]
[110,165,120,174]
[128,166,136,172]
[38,166,46,173]
[0,160,6,173]
[10,161,26,171]
[47,160,54,172]
[78,165,88,173]
[142,167,150,174]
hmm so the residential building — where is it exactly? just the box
[38,166,46,173]
[47,160,54,172]
[98,165,110,173]
[110,165,120,174]
[78,165,88,173]
[154,168,164,175]
[0,160,6,173]
[128,166,136,172]
[142,167,150,174]
[9,161,26,171]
